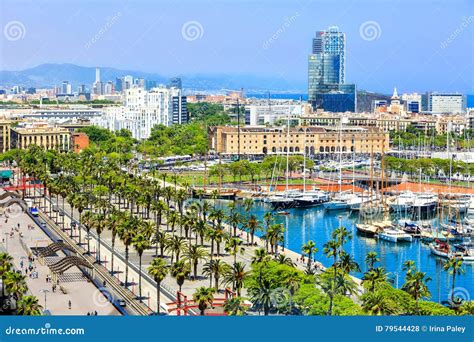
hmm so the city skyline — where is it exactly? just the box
[1,0,473,94]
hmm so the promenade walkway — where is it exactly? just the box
[0,193,120,316]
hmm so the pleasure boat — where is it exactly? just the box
[430,241,474,261]
[266,190,302,209]
[412,193,438,211]
[387,191,415,212]
[323,192,357,211]
[355,223,379,237]
[294,189,330,208]
[348,192,376,211]
[398,219,421,236]
[377,228,413,243]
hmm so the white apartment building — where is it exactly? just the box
[427,93,466,114]
[92,86,187,140]
[245,103,310,125]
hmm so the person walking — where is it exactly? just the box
[68,300,72,310]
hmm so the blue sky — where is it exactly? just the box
[1,0,473,93]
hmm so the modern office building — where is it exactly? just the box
[145,80,157,90]
[61,81,72,95]
[171,89,188,125]
[308,26,356,112]
[115,78,123,92]
[93,67,103,95]
[169,77,182,90]
[426,93,466,114]
[401,93,421,113]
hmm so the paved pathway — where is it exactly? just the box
[0,195,120,316]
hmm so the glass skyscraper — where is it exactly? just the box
[308,26,356,112]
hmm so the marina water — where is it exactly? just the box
[215,199,473,304]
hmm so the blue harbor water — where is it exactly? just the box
[214,200,473,304]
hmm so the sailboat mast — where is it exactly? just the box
[303,126,307,193]
[338,118,342,194]
[285,109,290,194]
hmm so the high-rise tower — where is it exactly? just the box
[308,26,356,112]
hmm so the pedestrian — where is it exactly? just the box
[68,300,71,310]
[94,310,98,316]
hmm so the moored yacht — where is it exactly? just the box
[387,191,415,212]
[266,190,302,209]
[378,228,413,243]
[295,189,330,208]
[323,192,356,211]
[412,193,438,211]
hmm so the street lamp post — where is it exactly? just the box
[40,289,50,311]
[4,233,8,252]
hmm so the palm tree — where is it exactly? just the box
[263,212,273,252]
[337,251,361,275]
[246,214,261,245]
[225,237,245,265]
[171,260,191,292]
[365,251,379,270]
[0,253,13,297]
[155,231,170,258]
[151,200,167,255]
[443,257,465,304]
[361,292,398,315]
[249,278,273,315]
[224,296,248,316]
[192,287,215,315]
[202,259,229,291]
[107,210,121,274]
[323,239,341,315]
[183,245,208,280]
[132,233,151,299]
[166,236,187,264]
[192,219,208,246]
[73,194,88,245]
[302,240,317,271]
[93,212,107,264]
[117,216,137,287]
[251,248,269,264]
[4,271,27,299]
[17,295,43,315]
[82,211,94,255]
[362,267,388,293]
[402,268,432,314]
[147,257,169,314]
[223,262,248,297]
[274,254,294,267]
[227,211,241,237]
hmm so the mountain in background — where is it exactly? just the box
[0,63,306,93]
